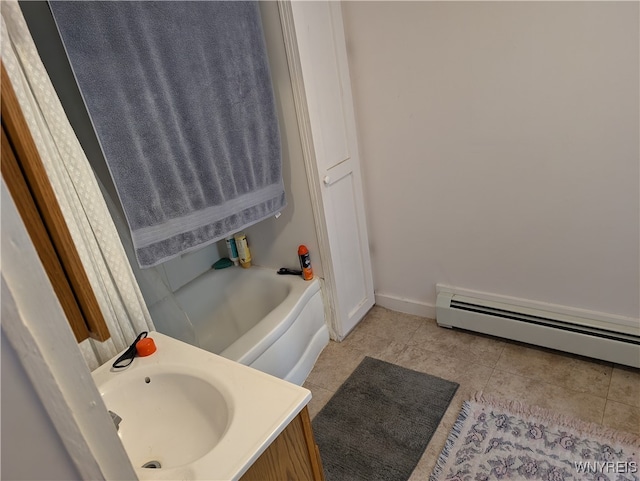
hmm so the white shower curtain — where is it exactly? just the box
[1,0,154,370]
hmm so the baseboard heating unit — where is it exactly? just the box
[435,284,640,368]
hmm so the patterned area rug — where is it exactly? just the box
[431,393,639,481]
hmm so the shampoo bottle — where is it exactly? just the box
[225,236,239,266]
[234,233,252,268]
[298,245,313,280]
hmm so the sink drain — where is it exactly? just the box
[142,461,161,469]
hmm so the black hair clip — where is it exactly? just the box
[277,267,303,276]
[112,331,148,369]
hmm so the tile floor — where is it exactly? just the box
[303,306,640,479]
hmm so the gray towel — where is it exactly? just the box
[50,1,285,267]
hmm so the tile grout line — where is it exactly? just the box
[483,344,506,395]
[601,365,615,425]
[483,366,497,395]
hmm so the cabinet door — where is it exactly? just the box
[284,1,374,339]
[240,407,324,481]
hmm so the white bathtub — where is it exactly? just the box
[149,266,328,385]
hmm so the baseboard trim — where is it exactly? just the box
[374,293,436,319]
[436,283,639,331]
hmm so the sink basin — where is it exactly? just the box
[100,367,230,469]
[92,332,311,480]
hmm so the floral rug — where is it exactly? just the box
[430,393,639,481]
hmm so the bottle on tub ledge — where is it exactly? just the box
[298,245,314,280]
[234,232,252,268]
[225,235,239,266]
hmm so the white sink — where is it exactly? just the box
[92,332,311,480]
[100,367,230,469]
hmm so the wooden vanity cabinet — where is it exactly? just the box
[241,406,325,481]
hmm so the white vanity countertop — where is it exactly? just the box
[92,332,311,481]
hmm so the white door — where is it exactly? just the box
[279,1,374,339]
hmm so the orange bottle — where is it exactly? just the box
[298,245,314,281]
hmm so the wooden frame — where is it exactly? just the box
[1,62,110,342]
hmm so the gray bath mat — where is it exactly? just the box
[312,356,459,481]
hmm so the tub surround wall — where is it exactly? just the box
[342,2,640,321]
[244,3,323,279]
[20,1,322,312]
[153,1,324,293]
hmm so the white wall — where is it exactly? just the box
[342,2,639,320]
[1,334,82,481]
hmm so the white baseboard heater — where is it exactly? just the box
[435,284,640,368]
